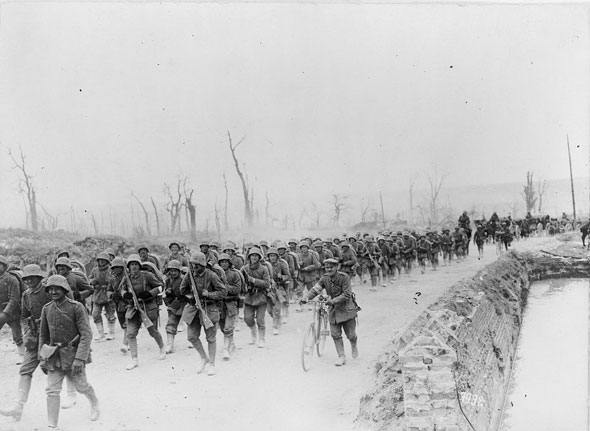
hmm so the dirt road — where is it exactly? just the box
[0,236,562,431]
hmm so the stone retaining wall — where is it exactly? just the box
[356,251,590,431]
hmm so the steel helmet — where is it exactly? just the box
[126,254,142,267]
[166,260,182,272]
[55,257,73,270]
[218,253,233,265]
[137,245,149,253]
[96,252,111,263]
[190,252,207,266]
[111,257,126,269]
[298,242,309,249]
[341,242,350,249]
[22,264,46,279]
[222,243,235,253]
[247,247,263,259]
[276,242,288,250]
[45,274,72,293]
[168,242,181,250]
[199,240,210,248]
[266,247,279,256]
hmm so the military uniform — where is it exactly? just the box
[241,248,271,347]
[219,256,244,359]
[304,269,358,365]
[89,259,116,341]
[267,250,291,334]
[0,261,23,353]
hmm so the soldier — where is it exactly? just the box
[427,231,441,270]
[218,253,244,360]
[339,242,358,280]
[314,241,334,278]
[199,240,219,266]
[266,248,291,335]
[223,243,245,269]
[0,255,24,364]
[473,225,486,259]
[163,260,185,354]
[54,257,93,307]
[324,238,341,261]
[107,257,129,353]
[376,237,392,285]
[89,252,116,342]
[137,245,161,271]
[180,252,226,375]
[240,247,271,348]
[400,233,416,274]
[361,237,381,291]
[441,229,453,265]
[386,236,401,280]
[349,236,366,283]
[39,275,100,429]
[300,259,359,366]
[162,242,190,271]
[416,235,431,274]
[120,254,166,370]
[0,265,51,421]
[297,242,320,311]
[452,227,466,261]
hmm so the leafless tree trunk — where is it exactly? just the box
[360,199,370,222]
[522,171,537,214]
[89,211,99,235]
[227,131,254,226]
[40,205,59,231]
[223,172,229,231]
[183,177,197,242]
[131,192,152,236]
[21,196,30,230]
[311,203,321,228]
[150,198,160,236]
[214,202,222,241]
[164,179,183,234]
[8,146,39,231]
[298,207,307,229]
[332,194,348,227]
[427,166,447,224]
[537,178,549,214]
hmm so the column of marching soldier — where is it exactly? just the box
[0,220,494,430]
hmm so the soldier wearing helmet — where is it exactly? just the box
[296,242,320,311]
[179,252,227,376]
[106,257,129,353]
[0,255,25,364]
[339,242,358,279]
[89,252,115,342]
[137,246,161,271]
[198,240,219,266]
[163,260,185,354]
[300,258,359,367]
[0,264,51,421]
[217,253,245,360]
[266,248,291,334]
[400,233,416,275]
[313,241,334,278]
[222,243,245,269]
[120,254,166,370]
[416,235,431,274]
[55,257,93,307]
[240,247,271,348]
[276,242,297,305]
[40,275,100,428]
[162,242,189,272]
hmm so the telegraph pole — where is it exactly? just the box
[567,134,577,223]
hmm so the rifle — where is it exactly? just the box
[188,268,214,329]
[123,269,154,330]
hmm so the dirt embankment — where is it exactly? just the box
[356,238,590,431]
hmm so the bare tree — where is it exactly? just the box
[164,179,183,234]
[537,178,549,214]
[131,192,152,236]
[311,203,322,228]
[298,207,308,229]
[360,199,370,223]
[182,177,197,241]
[150,197,161,236]
[522,171,537,214]
[332,194,348,227]
[40,204,59,231]
[8,146,40,231]
[427,166,447,224]
[214,202,222,241]
[223,172,229,231]
[227,131,254,226]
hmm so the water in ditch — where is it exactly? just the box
[499,278,588,431]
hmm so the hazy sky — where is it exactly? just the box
[1,2,588,231]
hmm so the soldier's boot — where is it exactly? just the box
[84,387,100,421]
[249,325,257,345]
[152,331,166,360]
[257,327,266,349]
[94,322,106,342]
[191,340,209,374]
[350,338,359,359]
[125,337,139,370]
[229,336,236,354]
[46,395,60,429]
[272,315,280,335]
[333,338,347,366]
[207,342,217,376]
[60,378,77,409]
[105,321,116,340]
[120,328,129,353]
[281,305,289,324]
[16,343,25,365]
[165,333,175,354]
[0,374,32,420]
[222,336,231,361]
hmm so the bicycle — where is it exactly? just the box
[300,295,330,372]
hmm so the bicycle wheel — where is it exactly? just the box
[316,312,329,357]
[301,322,316,372]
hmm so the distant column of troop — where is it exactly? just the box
[0,211,531,430]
